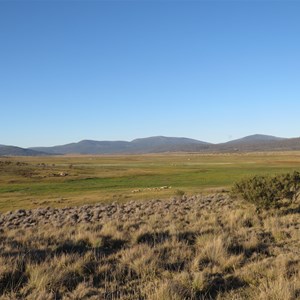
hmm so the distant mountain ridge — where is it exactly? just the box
[0,145,49,156]
[1,134,300,156]
[224,134,285,144]
[213,134,289,152]
[30,136,211,155]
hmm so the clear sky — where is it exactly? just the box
[1,0,300,147]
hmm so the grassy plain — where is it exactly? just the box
[1,151,300,212]
[2,153,300,299]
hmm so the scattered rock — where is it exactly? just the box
[0,194,231,229]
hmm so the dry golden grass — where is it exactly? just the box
[1,193,300,299]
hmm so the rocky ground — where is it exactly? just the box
[0,193,230,229]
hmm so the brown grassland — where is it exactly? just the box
[1,152,300,299]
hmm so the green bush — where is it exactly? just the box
[231,171,300,209]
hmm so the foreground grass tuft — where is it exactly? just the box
[1,193,300,299]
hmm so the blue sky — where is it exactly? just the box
[1,1,300,147]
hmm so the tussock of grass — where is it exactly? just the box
[1,193,300,299]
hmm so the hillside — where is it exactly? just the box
[213,135,300,152]
[0,145,49,156]
[222,134,285,144]
[30,140,131,155]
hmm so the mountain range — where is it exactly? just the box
[1,134,300,156]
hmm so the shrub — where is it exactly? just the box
[175,190,185,197]
[231,171,300,209]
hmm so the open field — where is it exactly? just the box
[1,152,300,212]
[2,152,300,299]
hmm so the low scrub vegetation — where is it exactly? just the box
[1,193,300,299]
[231,171,300,209]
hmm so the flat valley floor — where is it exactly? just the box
[1,151,300,212]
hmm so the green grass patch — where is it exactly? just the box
[1,152,300,211]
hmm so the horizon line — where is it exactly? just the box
[2,133,299,149]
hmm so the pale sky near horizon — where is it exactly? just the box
[1,0,300,147]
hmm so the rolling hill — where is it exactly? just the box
[30,136,211,155]
[0,145,49,156]
[222,134,285,144]
[1,134,300,156]
[212,134,289,152]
